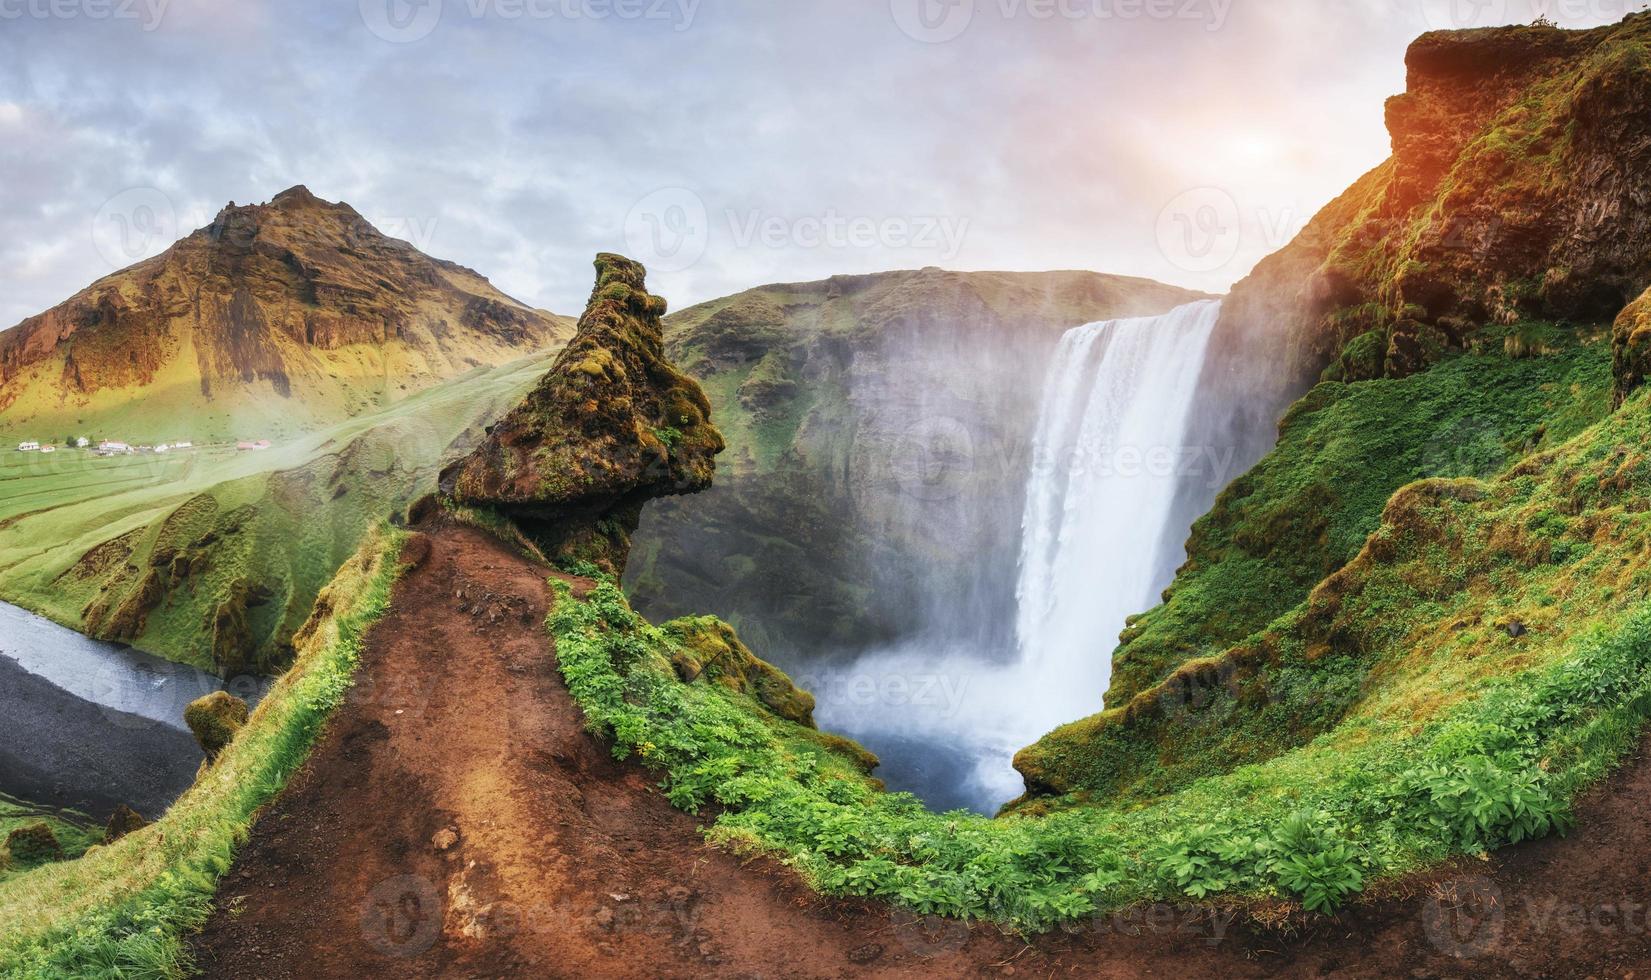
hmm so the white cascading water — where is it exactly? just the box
[1013,299,1221,725]
[812,300,1223,812]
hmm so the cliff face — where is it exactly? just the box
[0,185,573,440]
[441,254,724,576]
[625,268,1209,662]
[1017,17,1651,802]
[1309,17,1650,379]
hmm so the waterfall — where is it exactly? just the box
[810,299,1224,813]
[1013,300,1221,723]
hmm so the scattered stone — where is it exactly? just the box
[104,804,147,843]
[185,690,250,763]
[1507,620,1528,638]
[593,907,616,930]
[6,822,63,864]
[848,942,884,964]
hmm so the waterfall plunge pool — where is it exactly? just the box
[805,301,1226,814]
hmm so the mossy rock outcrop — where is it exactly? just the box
[5,823,63,865]
[441,253,723,575]
[185,691,249,763]
[103,805,147,843]
[1614,287,1651,406]
[663,616,817,726]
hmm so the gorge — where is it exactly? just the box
[805,300,1237,812]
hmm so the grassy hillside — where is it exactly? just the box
[1105,321,1614,706]
[0,354,550,672]
[0,528,403,978]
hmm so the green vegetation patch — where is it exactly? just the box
[0,528,405,978]
[550,565,1651,929]
[1107,328,1612,707]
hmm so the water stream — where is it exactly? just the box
[0,601,264,820]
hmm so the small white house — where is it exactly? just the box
[154,444,170,454]
[39,445,56,454]
[97,441,133,455]
[17,440,39,452]
[172,441,193,450]
[75,437,90,448]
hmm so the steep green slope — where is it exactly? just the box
[1106,322,1613,706]
[0,354,550,673]
[0,529,403,977]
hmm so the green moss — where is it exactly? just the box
[1106,327,1612,709]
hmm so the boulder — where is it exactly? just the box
[185,690,250,763]
[1613,287,1651,407]
[439,254,724,575]
[103,804,147,843]
[662,616,816,726]
[5,822,63,864]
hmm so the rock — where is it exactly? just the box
[1613,287,1651,407]
[103,804,147,843]
[5,822,63,864]
[663,615,816,725]
[439,254,724,576]
[1507,620,1528,638]
[185,690,250,763]
[431,826,460,853]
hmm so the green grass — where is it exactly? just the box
[1106,325,1613,706]
[549,565,1650,929]
[0,797,99,882]
[0,353,549,671]
[0,528,405,978]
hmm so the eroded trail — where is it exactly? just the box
[191,522,1651,978]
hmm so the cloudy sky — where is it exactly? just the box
[0,0,1634,324]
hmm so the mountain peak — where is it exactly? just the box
[0,186,574,434]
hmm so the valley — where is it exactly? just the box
[3,11,1651,979]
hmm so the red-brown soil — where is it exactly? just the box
[190,522,1651,978]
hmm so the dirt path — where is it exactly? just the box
[191,522,1651,978]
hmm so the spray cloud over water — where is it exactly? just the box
[808,300,1224,813]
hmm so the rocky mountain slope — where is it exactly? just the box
[0,188,575,674]
[627,268,1209,661]
[0,185,572,443]
[1019,14,1651,798]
